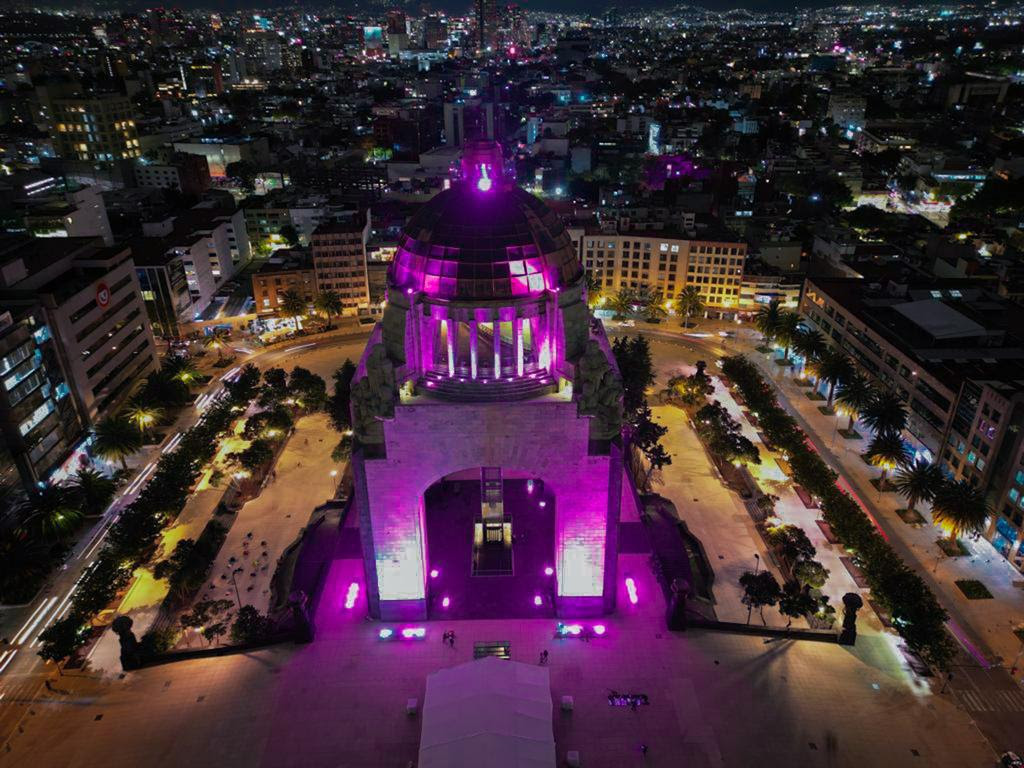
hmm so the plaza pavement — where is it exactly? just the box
[0,551,996,768]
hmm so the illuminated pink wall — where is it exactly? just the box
[353,398,618,619]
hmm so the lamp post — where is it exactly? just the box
[753,553,760,576]
[230,566,244,609]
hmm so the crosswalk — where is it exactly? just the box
[956,687,1024,712]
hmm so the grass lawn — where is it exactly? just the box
[896,508,926,525]
[937,538,970,557]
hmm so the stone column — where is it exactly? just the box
[469,321,479,379]
[513,316,523,377]
[493,319,501,377]
[446,319,455,377]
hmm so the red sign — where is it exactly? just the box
[96,282,111,309]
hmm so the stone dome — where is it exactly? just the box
[388,183,583,302]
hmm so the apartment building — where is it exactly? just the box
[311,215,371,316]
[0,237,158,422]
[801,276,1024,571]
[579,231,747,312]
[252,249,316,316]
[50,92,141,163]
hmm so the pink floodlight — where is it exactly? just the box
[430,568,439,579]
[625,577,639,605]
[344,581,360,610]
[401,627,426,639]
[544,566,554,576]
[592,624,606,636]
[442,596,450,608]
[477,175,492,192]
[533,595,543,606]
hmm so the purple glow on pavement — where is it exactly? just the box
[947,619,992,668]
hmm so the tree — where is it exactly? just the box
[17,482,82,541]
[631,403,671,487]
[585,269,603,308]
[138,368,190,407]
[808,348,853,408]
[778,580,817,629]
[328,360,357,433]
[37,615,89,671]
[793,559,829,590]
[202,622,228,646]
[0,528,51,603]
[225,160,257,191]
[694,401,760,465]
[163,356,201,387]
[894,460,944,512]
[865,432,910,485]
[279,224,300,247]
[229,438,275,474]
[754,300,783,345]
[288,366,327,411]
[611,335,654,416]
[278,289,308,330]
[740,570,780,625]
[792,328,827,365]
[835,374,876,432]
[765,523,815,564]
[224,363,261,403]
[69,467,116,517]
[775,312,802,361]
[124,399,164,436]
[230,605,273,644]
[673,286,705,328]
[931,479,992,542]
[313,290,343,328]
[203,328,231,363]
[91,415,142,470]
[642,290,668,322]
[332,433,353,462]
[610,288,637,319]
[861,390,908,438]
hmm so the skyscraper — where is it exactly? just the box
[475,0,499,53]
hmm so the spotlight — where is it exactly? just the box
[544,566,554,576]
[430,568,439,579]
[625,577,639,605]
[379,628,394,639]
[592,624,606,636]
[442,596,450,608]
[533,595,543,606]
[401,627,426,639]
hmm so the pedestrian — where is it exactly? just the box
[44,680,53,692]
[539,650,549,665]
[640,744,648,757]
[448,631,456,648]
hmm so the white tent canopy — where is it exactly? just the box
[418,657,556,768]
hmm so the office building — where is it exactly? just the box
[50,92,141,163]
[311,215,371,316]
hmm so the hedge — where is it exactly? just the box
[721,355,957,669]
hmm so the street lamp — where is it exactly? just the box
[230,566,244,608]
[753,553,760,576]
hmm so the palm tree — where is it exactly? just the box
[313,290,343,328]
[674,286,705,328]
[835,374,876,432]
[861,390,909,438]
[278,289,308,330]
[124,399,164,435]
[203,328,231,363]
[792,328,827,366]
[808,348,854,408]
[610,288,636,319]
[91,415,142,470]
[776,311,802,361]
[69,467,116,517]
[893,459,944,512]
[0,528,50,601]
[865,431,910,486]
[585,269,603,308]
[17,483,83,541]
[163,356,200,387]
[754,300,783,345]
[931,479,991,542]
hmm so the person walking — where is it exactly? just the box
[539,650,549,665]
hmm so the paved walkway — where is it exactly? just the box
[0,551,995,768]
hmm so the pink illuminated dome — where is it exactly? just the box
[388,141,583,302]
